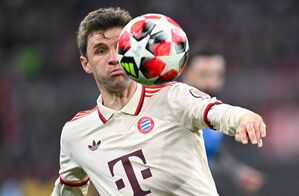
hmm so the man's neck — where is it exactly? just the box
[100,82,137,111]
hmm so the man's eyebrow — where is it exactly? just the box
[92,43,106,50]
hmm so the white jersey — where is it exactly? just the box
[52,82,251,196]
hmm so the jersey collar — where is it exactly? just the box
[97,83,145,123]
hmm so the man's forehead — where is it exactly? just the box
[90,32,119,40]
[88,28,122,42]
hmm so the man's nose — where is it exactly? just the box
[108,48,119,65]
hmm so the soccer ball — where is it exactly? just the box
[117,13,189,85]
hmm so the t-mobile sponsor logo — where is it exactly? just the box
[108,149,152,196]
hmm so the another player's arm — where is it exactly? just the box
[51,128,90,196]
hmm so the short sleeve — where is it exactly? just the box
[51,126,90,196]
[166,83,222,132]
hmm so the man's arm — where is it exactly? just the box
[166,83,267,146]
[51,177,90,196]
[207,104,266,147]
[212,147,266,193]
[51,127,90,196]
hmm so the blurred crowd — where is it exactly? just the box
[0,0,299,195]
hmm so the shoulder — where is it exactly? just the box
[144,81,177,98]
[143,81,210,100]
[68,107,98,122]
[61,106,98,138]
[154,82,210,99]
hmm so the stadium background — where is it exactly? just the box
[0,0,298,195]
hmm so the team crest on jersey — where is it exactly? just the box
[137,116,154,134]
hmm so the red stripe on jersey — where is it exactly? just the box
[135,86,145,115]
[69,107,97,122]
[144,82,176,97]
[145,94,158,97]
[145,91,160,97]
[97,107,107,123]
[145,92,159,97]
[144,88,161,93]
[144,81,176,89]
[203,101,222,129]
[60,177,90,187]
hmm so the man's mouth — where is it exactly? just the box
[110,68,125,76]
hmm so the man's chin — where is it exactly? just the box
[110,76,131,90]
[114,74,130,83]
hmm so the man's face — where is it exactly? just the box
[187,55,225,96]
[80,27,131,92]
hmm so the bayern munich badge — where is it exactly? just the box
[137,116,154,134]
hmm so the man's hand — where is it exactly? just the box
[235,113,266,147]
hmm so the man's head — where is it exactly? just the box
[184,49,226,97]
[77,7,131,58]
[77,7,133,93]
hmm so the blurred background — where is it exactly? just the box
[0,0,298,195]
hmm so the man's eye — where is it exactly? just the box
[96,48,106,55]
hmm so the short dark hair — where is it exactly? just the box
[184,44,225,74]
[77,7,132,57]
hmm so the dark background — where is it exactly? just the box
[0,0,298,195]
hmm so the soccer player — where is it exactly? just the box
[183,48,266,195]
[51,7,266,196]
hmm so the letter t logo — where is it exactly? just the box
[108,149,152,195]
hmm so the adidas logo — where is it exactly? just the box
[88,140,101,151]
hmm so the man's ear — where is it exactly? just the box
[80,55,92,74]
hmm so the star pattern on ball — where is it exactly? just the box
[158,44,185,75]
[118,13,189,85]
[150,16,179,37]
[124,35,154,66]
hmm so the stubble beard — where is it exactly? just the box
[96,74,132,94]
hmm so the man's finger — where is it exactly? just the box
[256,122,265,147]
[260,123,267,138]
[257,138,263,147]
[254,121,261,143]
[235,133,241,143]
[235,127,243,143]
[239,125,248,144]
[247,122,257,144]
